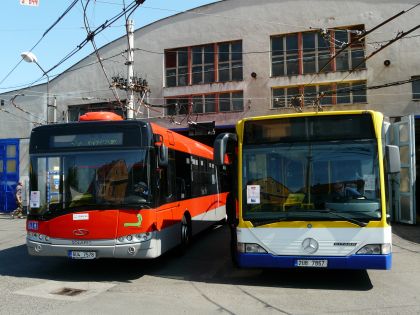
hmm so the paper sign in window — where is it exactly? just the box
[30,191,40,208]
[247,185,260,204]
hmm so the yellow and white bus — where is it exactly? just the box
[215,110,400,269]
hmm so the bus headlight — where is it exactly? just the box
[135,232,152,243]
[237,242,267,254]
[27,232,51,244]
[116,232,152,244]
[356,243,391,255]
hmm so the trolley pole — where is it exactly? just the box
[126,19,135,120]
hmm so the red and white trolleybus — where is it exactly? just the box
[26,112,227,259]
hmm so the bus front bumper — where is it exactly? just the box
[236,253,392,270]
[26,239,159,259]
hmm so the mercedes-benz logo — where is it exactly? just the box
[302,238,319,254]
[73,229,89,236]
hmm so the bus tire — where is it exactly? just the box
[179,214,192,254]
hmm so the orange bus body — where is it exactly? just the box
[27,117,227,259]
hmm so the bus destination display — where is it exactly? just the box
[51,133,123,148]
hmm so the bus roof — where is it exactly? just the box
[151,123,213,160]
[237,110,382,124]
[31,120,214,160]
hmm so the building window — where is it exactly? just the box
[192,95,204,114]
[218,41,243,82]
[192,45,215,84]
[166,98,190,116]
[272,81,367,108]
[165,41,243,87]
[271,25,365,77]
[302,32,316,74]
[219,91,244,112]
[166,91,244,115]
[205,94,216,113]
[412,76,420,100]
[165,48,188,87]
[351,81,367,103]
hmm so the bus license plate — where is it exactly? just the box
[69,251,96,260]
[296,259,328,268]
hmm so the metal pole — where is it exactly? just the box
[46,75,50,123]
[53,96,57,124]
[126,19,135,120]
[34,61,53,123]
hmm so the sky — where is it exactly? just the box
[0,0,220,93]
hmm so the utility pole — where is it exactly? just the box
[126,19,135,120]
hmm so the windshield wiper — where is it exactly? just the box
[312,209,368,227]
[249,216,293,227]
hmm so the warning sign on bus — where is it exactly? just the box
[20,0,40,6]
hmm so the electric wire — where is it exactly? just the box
[3,1,420,123]
[10,94,47,123]
[82,0,124,109]
[4,1,420,89]
[310,1,420,79]
[44,0,140,77]
[305,25,420,108]
[0,0,81,87]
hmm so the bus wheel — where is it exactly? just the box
[179,215,192,254]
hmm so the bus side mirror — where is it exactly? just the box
[154,134,168,167]
[214,133,237,165]
[158,144,168,167]
[386,145,400,174]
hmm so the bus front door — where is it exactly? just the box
[392,115,416,224]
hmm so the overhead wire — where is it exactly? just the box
[0,0,81,87]
[3,1,420,123]
[1,0,141,125]
[4,1,420,92]
[291,2,420,110]
[0,107,43,126]
[305,24,420,109]
[82,0,124,109]
[342,24,420,81]
[0,0,139,126]
[309,1,420,79]
[10,94,47,124]
[44,0,140,77]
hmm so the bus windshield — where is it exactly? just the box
[242,139,381,224]
[29,150,150,216]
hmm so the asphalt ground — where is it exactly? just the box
[0,213,419,315]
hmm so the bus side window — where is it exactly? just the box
[174,151,192,200]
[159,149,176,204]
[176,177,186,199]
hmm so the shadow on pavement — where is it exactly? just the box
[392,223,420,245]
[0,225,372,291]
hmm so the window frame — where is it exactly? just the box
[271,25,365,77]
[412,76,420,101]
[165,40,243,87]
[165,91,244,116]
[191,44,215,85]
[271,81,367,108]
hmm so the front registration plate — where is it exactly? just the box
[69,251,96,260]
[296,259,328,268]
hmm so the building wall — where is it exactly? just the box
[0,0,420,180]
[49,0,419,124]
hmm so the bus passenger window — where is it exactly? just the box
[176,177,186,199]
